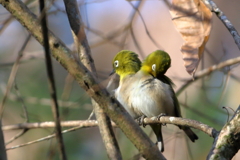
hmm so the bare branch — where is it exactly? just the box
[3,116,215,137]
[0,34,31,145]
[0,87,79,108]
[0,122,7,160]
[207,106,240,160]
[201,0,240,50]
[143,116,217,138]
[0,34,31,119]
[39,0,67,159]
[177,56,240,95]
[5,83,30,145]
[63,0,122,159]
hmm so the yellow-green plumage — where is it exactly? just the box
[112,50,198,152]
[112,50,141,80]
[142,50,198,151]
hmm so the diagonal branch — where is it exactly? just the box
[0,0,165,159]
[177,56,240,95]
[207,106,240,160]
[201,0,240,50]
[63,0,121,159]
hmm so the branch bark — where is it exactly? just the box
[63,0,122,159]
[207,106,240,160]
[0,0,165,159]
[39,0,67,159]
[200,0,240,51]
[3,116,216,137]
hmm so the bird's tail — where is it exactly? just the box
[181,126,198,142]
[150,124,164,152]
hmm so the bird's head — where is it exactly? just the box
[141,50,171,77]
[112,50,141,79]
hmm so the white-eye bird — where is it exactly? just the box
[112,50,198,152]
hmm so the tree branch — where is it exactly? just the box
[177,56,240,95]
[201,0,240,50]
[0,0,165,159]
[207,106,240,160]
[39,0,67,159]
[3,116,216,137]
[0,122,7,160]
[63,0,122,159]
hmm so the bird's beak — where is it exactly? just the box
[109,69,115,76]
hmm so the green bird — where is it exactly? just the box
[112,50,198,152]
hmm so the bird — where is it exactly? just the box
[112,50,198,152]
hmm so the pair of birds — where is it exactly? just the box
[111,50,198,152]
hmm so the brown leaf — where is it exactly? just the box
[170,0,212,75]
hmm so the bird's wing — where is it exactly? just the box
[158,75,181,117]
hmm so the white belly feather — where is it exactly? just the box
[115,72,175,119]
[131,80,174,118]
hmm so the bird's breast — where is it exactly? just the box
[131,77,175,118]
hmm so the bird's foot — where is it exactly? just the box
[157,113,166,126]
[137,115,147,127]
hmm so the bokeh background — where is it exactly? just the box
[0,0,240,159]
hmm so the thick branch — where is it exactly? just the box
[0,0,164,159]
[207,106,240,160]
[63,0,121,159]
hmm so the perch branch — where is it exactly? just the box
[3,116,215,137]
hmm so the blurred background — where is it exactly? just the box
[0,0,240,159]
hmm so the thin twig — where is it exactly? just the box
[128,1,163,50]
[0,34,31,145]
[176,56,240,96]
[0,34,31,119]
[60,74,74,118]
[6,125,88,151]
[179,102,223,126]
[0,86,80,109]
[39,0,67,159]
[5,83,30,145]
[201,0,240,50]
[217,71,230,106]
[0,16,13,35]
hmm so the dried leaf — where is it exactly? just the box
[170,0,212,75]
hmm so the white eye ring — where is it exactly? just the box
[152,64,156,71]
[114,60,119,67]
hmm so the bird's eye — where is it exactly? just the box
[114,60,119,67]
[152,64,156,71]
